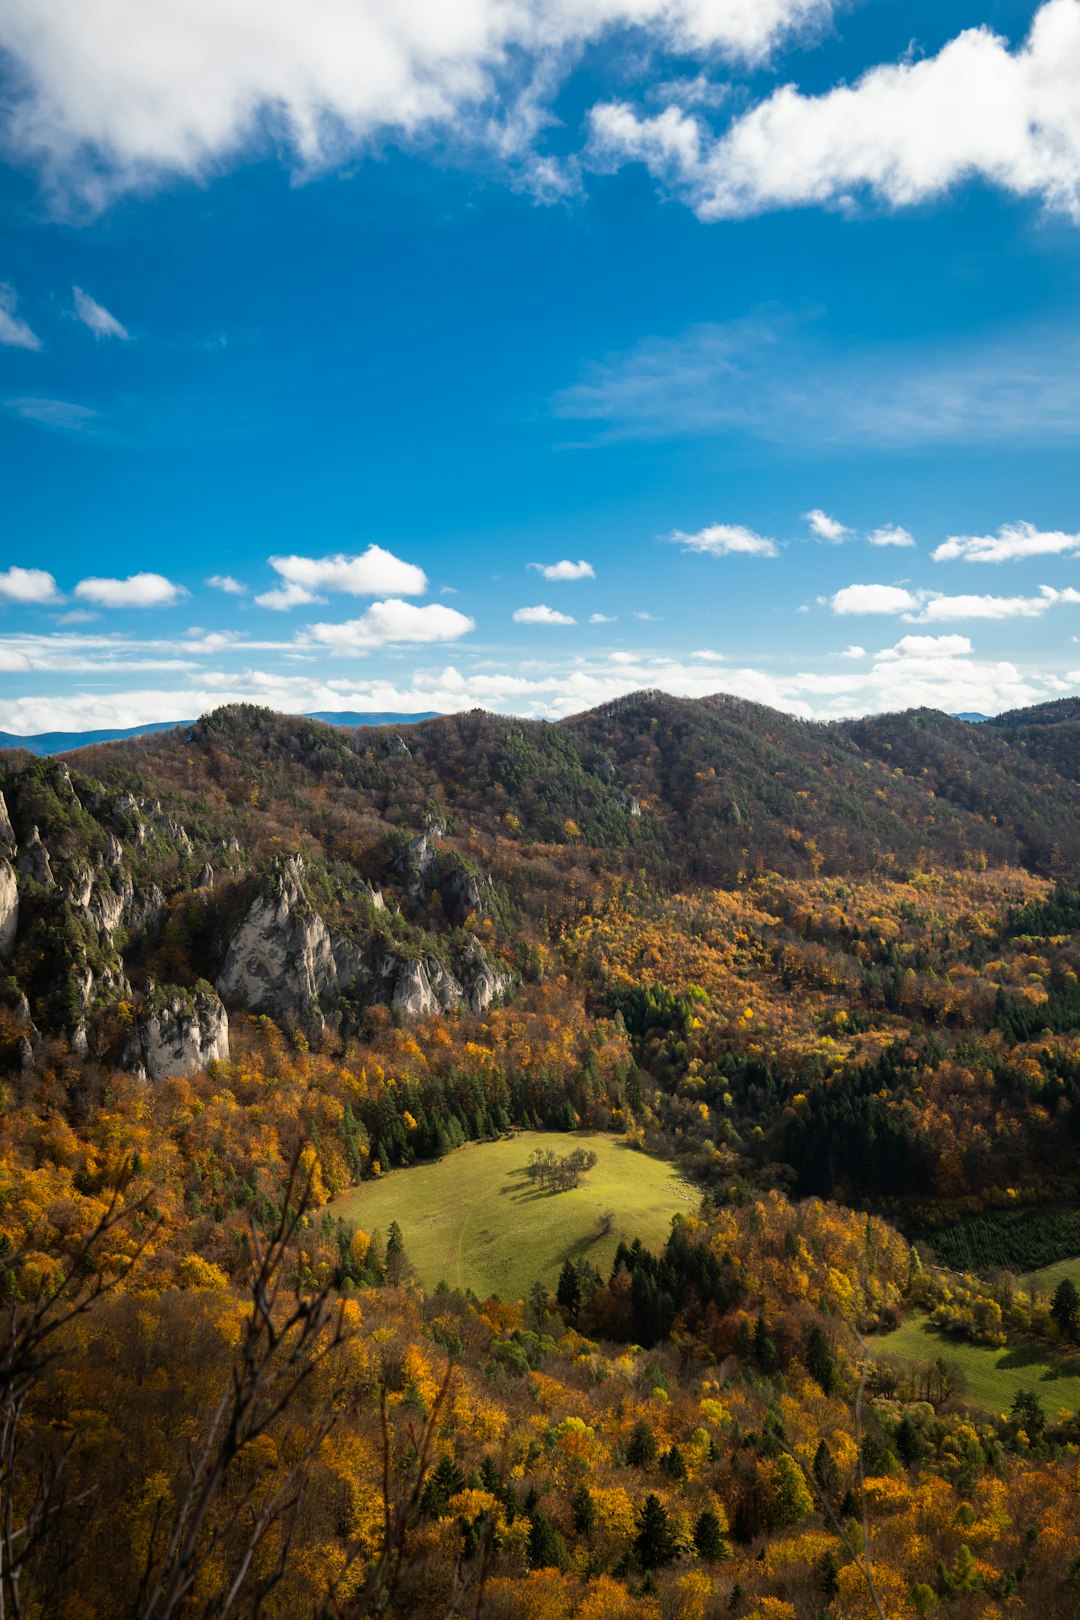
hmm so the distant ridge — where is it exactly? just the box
[0,711,439,757]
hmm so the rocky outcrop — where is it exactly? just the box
[128,986,230,1081]
[0,860,17,958]
[216,854,335,1028]
[17,826,54,889]
[391,835,490,923]
[0,792,15,858]
[457,941,513,1014]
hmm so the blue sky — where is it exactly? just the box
[3,0,1080,730]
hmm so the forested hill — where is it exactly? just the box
[41,689,1080,884]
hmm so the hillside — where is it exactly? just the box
[3,692,1080,1617]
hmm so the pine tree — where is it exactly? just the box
[528,1510,569,1571]
[1051,1277,1079,1341]
[692,1508,727,1563]
[627,1419,658,1467]
[755,1314,781,1376]
[635,1494,678,1570]
[805,1325,835,1395]
[385,1220,410,1286]
[556,1259,581,1323]
[571,1483,595,1537]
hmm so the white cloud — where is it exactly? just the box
[831,584,919,615]
[0,566,60,604]
[74,572,187,608]
[589,612,617,623]
[915,588,1078,621]
[0,0,834,210]
[259,545,427,610]
[303,600,475,651]
[0,639,1061,735]
[53,609,99,625]
[556,314,1080,450]
[882,634,973,658]
[513,604,576,625]
[529,559,595,581]
[5,396,95,432]
[838,645,865,659]
[589,1,1080,224]
[255,582,323,612]
[206,574,247,595]
[665,522,778,558]
[0,284,41,349]
[868,524,916,548]
[804,508,850,542]
[72,285,130,339]
[933,519,1080,563]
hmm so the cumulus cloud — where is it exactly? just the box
[589,0,1080,224]
[665,522,778,558]
[529,559,595,581]
[589,612,617,623]
[869,524,916,548]
[257,545,427,610]
[74,572,187,608]
[0,566,60,604]
[72,285,130,339]
[0,284,40,349]
[0,638,1062,735]
[830,584,919,615]
[915,588,1080,621]
[0,0,834,210]
[513,604,576,625]
[838,645,865,658]
[206,574,247,595]
[933,519,1080,563]
[302,600,475,651]
[882,634,973,658]
[804,508,849,542]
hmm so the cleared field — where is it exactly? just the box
[874,1313,1080,1417]
[327,1132,697,1300]
[1031,1254,1080,1296]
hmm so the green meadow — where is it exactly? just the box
[327,1131,697,1299]
[875,1313,1080,1417]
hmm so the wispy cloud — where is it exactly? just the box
[0,285,40,350]
[555,315,1080,449]
[5,396,96,433]
[206,574,247,595]
[72,285,130,339]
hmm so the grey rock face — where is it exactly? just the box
[194,863,214,890]
[16,827,54,889]
[217,854,334,1028]
[0,860,17,957]
[0,791,15,858]
[457,942,513,1014]
[391,834,489,923]
[392,960,440,1020]
[130,987,230,1081]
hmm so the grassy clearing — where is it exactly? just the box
[327,1131,697,1300]
[874,1313,1080,1417]
[1031,1254,1080,1296]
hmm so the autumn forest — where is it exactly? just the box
[1,692,1080,1619]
